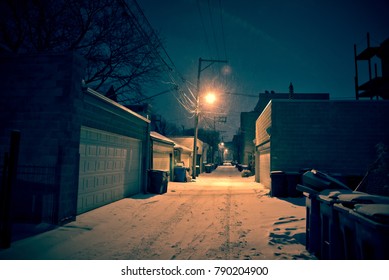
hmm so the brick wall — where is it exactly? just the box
[0,52,84,223]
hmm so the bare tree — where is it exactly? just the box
[0,0,164,102]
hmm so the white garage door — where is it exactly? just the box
[77,126,142,214]
[259,148,271,189]
[152,152,170,171]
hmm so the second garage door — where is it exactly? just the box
[77,126,142,214]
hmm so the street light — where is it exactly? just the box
[205,92,216,104]
[192,57,228,179]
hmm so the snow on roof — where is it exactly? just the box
[174,143,192,152]
[150,131,175,145]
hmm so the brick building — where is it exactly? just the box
[0,52,150,223]
[255,99,389,189]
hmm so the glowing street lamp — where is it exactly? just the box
[205,92,216,104]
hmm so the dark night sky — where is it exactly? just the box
[138,0,389,141]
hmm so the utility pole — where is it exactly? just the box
[192,57,228,179]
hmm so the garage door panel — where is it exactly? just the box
[259,148,271,189]
[78,126,141,214]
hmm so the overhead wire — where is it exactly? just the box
[218,0,228,60]
[126,0,203,117]
[207,0,220,59]
[130,0,234,126]
[197,0,212,57]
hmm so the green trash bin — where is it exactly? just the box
[317,189,362,260]
[334,193,389,259]
[148,170,168,194]
[205,164,212,173]
[299,185,321,257]
[352,204,389,259]
[174,166,187,182]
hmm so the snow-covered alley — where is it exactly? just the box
[0,165,315,260]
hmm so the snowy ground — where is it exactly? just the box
[0,165,315,260]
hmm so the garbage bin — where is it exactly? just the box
[174,166,187,182]
[205,164,212,173]
[334,193,389,259]
[296,184,321,257]
[270,171,287,197]
[148,170,168,194]
[302,169,351,192]
[317,189,362,259]
[352,204,389,259]
[297,170,351,258]
[195,165,200,176]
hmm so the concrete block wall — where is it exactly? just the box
[255,99,389,188]
[0,52,85,223]
[0,52,152,223]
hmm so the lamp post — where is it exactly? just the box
[192,57,228,179]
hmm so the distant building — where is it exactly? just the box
[169,136,207,174]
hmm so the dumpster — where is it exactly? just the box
[174,166,187,182]
[270,171,287,197]
[334,193,389,259]
[148,170,168,194]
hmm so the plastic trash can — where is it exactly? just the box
[174,166,187,182]
[270,171,287,197]
[352,204,389,259]
[317,190,362,259]
[196,165,200,176]
[302,169,351,192]
[148,170,168,194]
[334,193,389,259]
[205,164,212,173]
[297,184,321,257]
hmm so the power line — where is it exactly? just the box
[197,0,212,56]
[218,0,228,60]
[207,0,220,58]
[128,0,200,116]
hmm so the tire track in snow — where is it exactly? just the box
[221,189,232,259]
[127,201,193,259]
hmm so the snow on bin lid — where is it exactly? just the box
[354,204,389,224]
[318,189,360,201]
[337,193,389,205]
